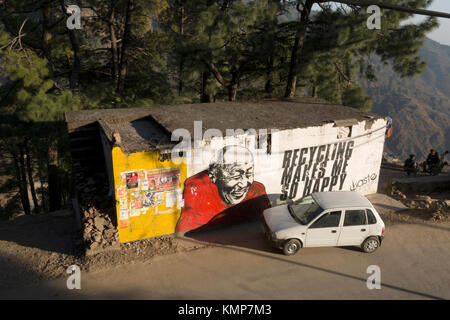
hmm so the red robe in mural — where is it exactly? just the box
[175,171,270,232]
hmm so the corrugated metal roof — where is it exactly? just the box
[65,98,384,154]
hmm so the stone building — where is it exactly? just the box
[65,98,387,243]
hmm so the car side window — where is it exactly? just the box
[366,209,377,224]
[344,210,367,226]
[309,211,341,229]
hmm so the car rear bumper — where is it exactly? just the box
[379,235,384,244]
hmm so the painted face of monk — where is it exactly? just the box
[215,147,254,205]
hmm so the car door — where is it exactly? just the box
[337,209,370,246]
[305,211,342,247]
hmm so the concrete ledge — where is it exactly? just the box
[393,175,450,194]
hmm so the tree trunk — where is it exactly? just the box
[67,31,80,92]
[59,0,80,92]
[311,82,316,97]
[38,155,48,212]
[42,1,52,62]
[25,142,40,213]
[201,71,211,103]
[109,0,120,87]
[265,56,274,94]
[48,140,60,212]
[11,150,31,215]
[117,0,135,94]
[178,60,184,96]
[228,83,238,101]
[178,4,185,96]
[228,72,238,101]
[284,0,314,98]
[18,145,31,214]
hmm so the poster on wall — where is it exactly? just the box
[147,168,181,191]
[117,168,182,230]
[126,172,138,189]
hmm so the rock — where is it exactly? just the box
[84,226,92,234]
[83,234,91,242]
[409,200,416,207]
[105,223,114,230]
[89,242,99,250]
[103,228,115,239]
[94,217,106,232]
[415,195,432,202]
[93,233,102,243]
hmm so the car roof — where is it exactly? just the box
[312,191,372,210]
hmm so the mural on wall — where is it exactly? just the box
[280,140,355,200]
[112,120,385,241]
[350,173,378,191]
[175,145,271,232]
[116,167,182,230]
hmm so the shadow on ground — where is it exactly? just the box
[184,219,373,255]
[0,210,80,255]
[182,220,445,300]
[184,218,278,254]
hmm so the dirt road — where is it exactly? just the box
[1,219,449,300]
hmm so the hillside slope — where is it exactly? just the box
[363,38,450,161]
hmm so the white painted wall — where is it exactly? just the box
[184,118,387,204]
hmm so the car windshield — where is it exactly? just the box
[288,196,323,225]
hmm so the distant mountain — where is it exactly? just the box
[362,38,450,161]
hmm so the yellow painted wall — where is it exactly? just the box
[111,147,187,243]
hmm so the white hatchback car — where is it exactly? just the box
[262,191,385,255]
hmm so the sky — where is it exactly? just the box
[312,0,450,46]
[405,0,450,46]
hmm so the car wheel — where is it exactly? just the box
[283,239,301,256]
[362,237,380,253]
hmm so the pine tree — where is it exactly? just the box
[282,0,439,101]
[177,0,279,101]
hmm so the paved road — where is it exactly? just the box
[1,219,449,300]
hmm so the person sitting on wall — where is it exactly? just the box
[423,149,440,172]
[403,154,418,176]
[175,145,271,233]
